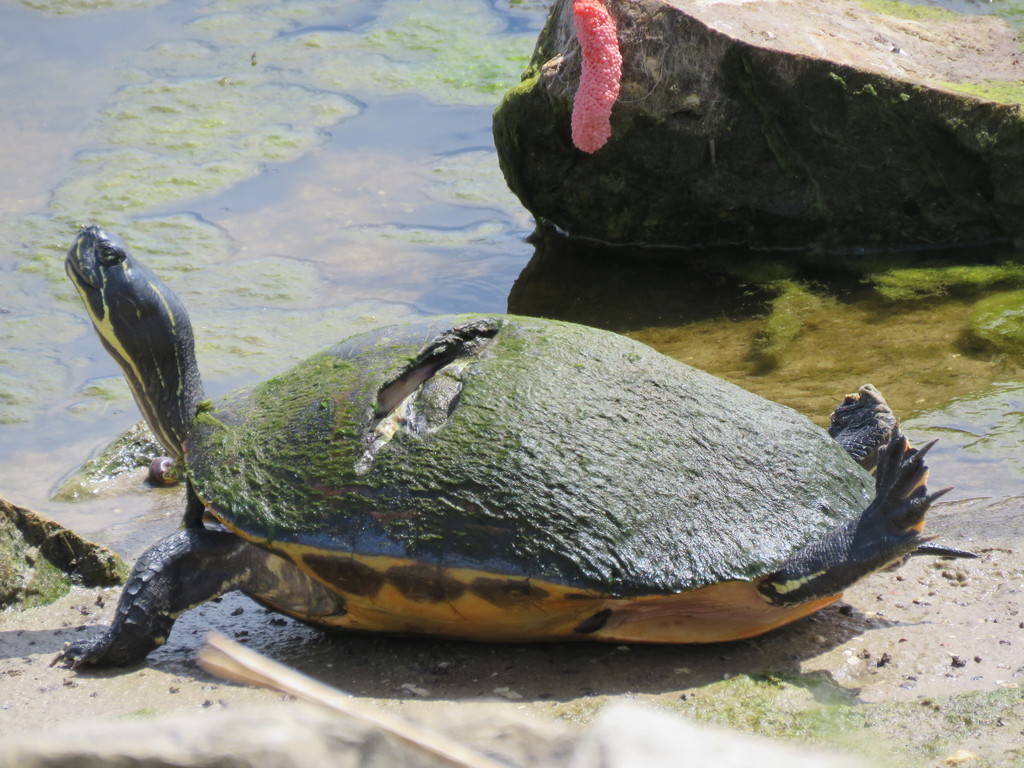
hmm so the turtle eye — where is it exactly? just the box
[97,242,126,267]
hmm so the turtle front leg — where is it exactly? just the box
[54,528,344,669]
[828,384,898,470]
[757,432,955,608]
[54,529,249,668]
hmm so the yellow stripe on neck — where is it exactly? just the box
[74,262,180,454]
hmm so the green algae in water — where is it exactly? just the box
[87,76,355,163]
[425,150,530,214]
[3,213,80,290]
[967,289,1024,358]
[179,257,327,312]
[20,0,530,259]
[66,375,134,420]
[16,0,164,15]
[50,77,359,219]
[52,147,259,221]
[349,220,515,247]
[753,281,836,369]
[126,214,233,274]
[0,240,88,425]
[871,263,1024,301]
[187,11,295,45]
[293,0,535,105]
[36,0,532,230]
[144,0,535,106]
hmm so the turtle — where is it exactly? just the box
[57,225,968,668]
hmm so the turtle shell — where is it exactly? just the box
[185,315,874,600]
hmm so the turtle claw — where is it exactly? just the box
[912,541,977,560]
[873,436,950,533]
[52,631,118,670]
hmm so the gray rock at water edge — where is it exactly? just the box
[0,496,126,609]
[494,0,1024,253]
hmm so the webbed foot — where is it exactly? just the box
[758,431,953,607]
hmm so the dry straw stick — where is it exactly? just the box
[198,632,509,768]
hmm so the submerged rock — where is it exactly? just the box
[493,0,1024,252]
[966,289,1024,356]
[53,421,165,501]
[0,497,126,609]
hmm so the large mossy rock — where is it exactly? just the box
[0,497,126,609]
[493,0,1024,252]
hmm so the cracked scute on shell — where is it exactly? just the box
[357,318,501,473]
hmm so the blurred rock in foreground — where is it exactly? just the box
[0,700,867,768]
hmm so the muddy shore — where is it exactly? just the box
[1,492,1020,766]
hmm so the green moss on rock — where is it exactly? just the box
[941,80,1024,106]
[53,422,164,502]
[0,497,127,610]
[855,0,956,22]
[662,674,1024,767]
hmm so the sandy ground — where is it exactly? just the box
[0,491,1020,763]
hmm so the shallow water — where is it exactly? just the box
[0,0,539,540]
[1,0,1024,552]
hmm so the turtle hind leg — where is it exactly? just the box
[757,432,953,608]
[828,383,898,470]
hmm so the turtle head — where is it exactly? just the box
[66,225,204,459]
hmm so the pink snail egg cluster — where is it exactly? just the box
[571,0,622,153]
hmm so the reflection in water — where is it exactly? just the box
[508,224,777,332]
[905,382,1024,502]
[513,225,1024,425]
[513,225,1024,508]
